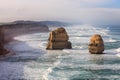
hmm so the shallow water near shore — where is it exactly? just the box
[0,25,120,80]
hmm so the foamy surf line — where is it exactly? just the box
[63,49,88,54]
[116,48,120,57]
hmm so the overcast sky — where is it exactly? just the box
[0,0,120,25]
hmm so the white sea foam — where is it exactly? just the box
[42,60,62,80]
[104,38,117,43]
[108,38,117,42]
[39,41,47,48]
[62,49,70,53]
[116,48,120,57]
[73,46,84,49]
[116,54,120,57]
[116,48,120,52]
[65,25,108,36]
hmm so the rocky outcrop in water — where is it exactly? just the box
[46,27,72,50]
[0,27,9,56]
[88,34,104,54]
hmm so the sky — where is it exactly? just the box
[0,0,120,25]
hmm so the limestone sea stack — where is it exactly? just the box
[88,34,104,54]
[46,27,72,50]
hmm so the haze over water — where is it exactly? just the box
[0,0,120,25]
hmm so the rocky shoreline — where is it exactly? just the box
[0,22,49,58]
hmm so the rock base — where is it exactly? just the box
[46,41,72,50]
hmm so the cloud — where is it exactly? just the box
[0,0,120,25]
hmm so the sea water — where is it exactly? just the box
[0,25,120,80]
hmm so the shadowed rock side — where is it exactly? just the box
[88,34,104,54]
[0,27,9,56]
[46,28,72,50]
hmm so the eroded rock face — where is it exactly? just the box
[88,34,104,54]
[46,27,72,50]
[0,27,9,56]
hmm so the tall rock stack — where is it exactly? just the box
[0,27,9,56]
[46,27,72,50]
[88,34,104,54]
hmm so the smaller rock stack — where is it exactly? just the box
[46,27,72,50]
[88,34,104,54]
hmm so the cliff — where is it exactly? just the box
[0,27,9,56]
[0,22,49,56]
[13,20,72,27]
[0,22,49,43]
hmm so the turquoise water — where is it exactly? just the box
[0,25,120,80]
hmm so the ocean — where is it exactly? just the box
[0,25,120,80]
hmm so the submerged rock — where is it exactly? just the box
[88,34,104,54]
[46,27,72,50]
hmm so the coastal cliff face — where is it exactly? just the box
[0,22,49,56]
[46,27,72,50]
[0,22,49,43]
[88,34,104,54]
[0,27,9,56]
